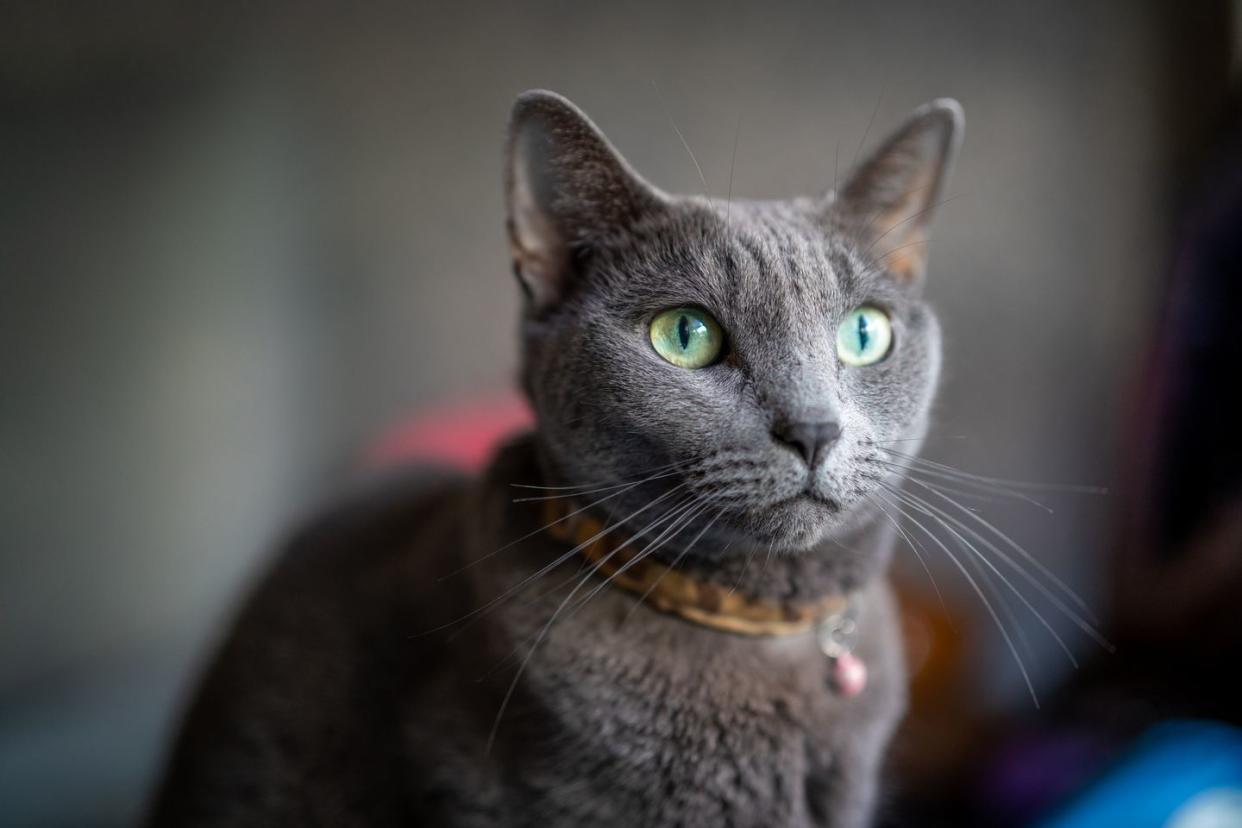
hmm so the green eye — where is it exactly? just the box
[836,306,893,367]
[650,307,724,368]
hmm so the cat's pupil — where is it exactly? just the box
[677,315,691,350]
[857,314,870,351]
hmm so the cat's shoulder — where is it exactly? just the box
[148,466,473,824]
[286,464,468,560]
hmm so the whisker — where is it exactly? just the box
[621,504,728,625]
[571,495,720,620]
[869,438,918,446]
[438,468,688,582]
[882,474,996,509]
[512,469,685,503]
[473,490,700,674]
[725,539,759,597]
[851,78,886,170]
[487,538,628,753]
[832,141,840,199]
[898,476,1099,619]
[486,484,702,752]
[880,447,1108,496]
[652,79,709,196]
[864,193,966,254]
[875,456,1054,513]
[418,482,690,636]
[867,435,967,445]
[882,482,1077,668]
[449,491,702,647]
[875,459,1037,511]
[896,481,1111,648]
[725,110,741,226]
[759,538,777,577]
[510,458,691,492]
[876,239,929,263]
[876,488,1041,709]
[868,494,952,621]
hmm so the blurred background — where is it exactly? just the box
[3,2,1240,826]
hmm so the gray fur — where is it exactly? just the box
[149,90,962,827]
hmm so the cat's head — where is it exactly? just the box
[506,90,961,557]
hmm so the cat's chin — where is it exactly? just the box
[725,492,867,554]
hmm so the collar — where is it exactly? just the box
[543,498,849,637]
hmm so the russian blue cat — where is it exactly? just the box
[150,90,963,827]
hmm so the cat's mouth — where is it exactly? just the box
[739,490,851,552]
[798,476,845,511]
[802,489,842,511]
[768,486,842,514]
[743,478,848,526]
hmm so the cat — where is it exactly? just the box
[148,89,962,827]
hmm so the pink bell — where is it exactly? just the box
[832,652,867,697]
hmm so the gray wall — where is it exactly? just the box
[0,2,1225,824]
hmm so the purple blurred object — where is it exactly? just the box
[977,728,1113,825]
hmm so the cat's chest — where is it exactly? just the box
[537,592,849,735]
[510,592,875,811]
[471,593,894,824]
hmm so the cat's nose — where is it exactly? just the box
[772,419,843,468]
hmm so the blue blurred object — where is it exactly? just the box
[1035,721,1242,828]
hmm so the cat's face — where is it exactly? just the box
[507,92,961,556]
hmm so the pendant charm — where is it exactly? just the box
[816,603,866,697]
[830,651,867,697]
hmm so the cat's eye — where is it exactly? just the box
[650,307,724,369]
[836,306,893,367]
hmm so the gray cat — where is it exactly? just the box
[149,90,963,827]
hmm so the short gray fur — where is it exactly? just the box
[149,90,963,827]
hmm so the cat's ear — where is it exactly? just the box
[505,90,665,310]
[831,99,963,284]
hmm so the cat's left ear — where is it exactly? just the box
[505,90,666,311]
[830,99,964,284]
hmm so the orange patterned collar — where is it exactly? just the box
[543,498,848,637]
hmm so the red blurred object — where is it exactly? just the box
[364,392,533,472]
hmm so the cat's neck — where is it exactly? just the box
[506,432,894,606]
[674,522,896,604]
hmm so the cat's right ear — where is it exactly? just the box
[505,90,665,311]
